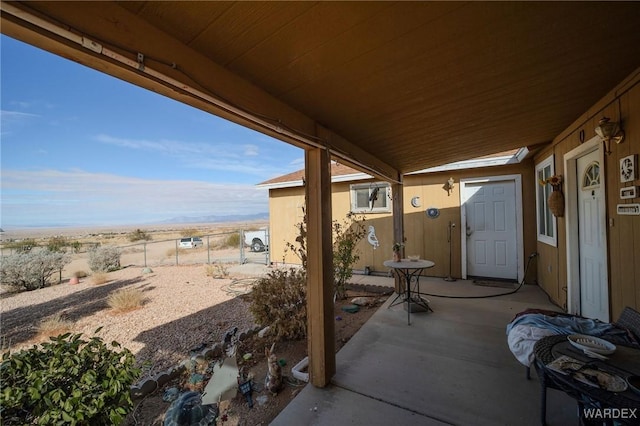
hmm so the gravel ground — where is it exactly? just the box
[1,264,261,376]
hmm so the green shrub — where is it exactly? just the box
[0,331,140,425]
[70,241,83,253]
[284,210,366,300]
[332,213,366,299]
[5,238,37,253]
[88,246,121,272]
[0,251,71,291]
[250,268,307,341]
[219,233,240,249]
[46,236,68,252]
[181,228,201,238]
[127,229,151,242]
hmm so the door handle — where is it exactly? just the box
[466,225,473,237]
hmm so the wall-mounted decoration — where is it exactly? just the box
[620,154,637,183]
[410,196,421,208]
[540,174,564,217]
[620,186,637,200]
[367,226,379,249]
[426,207,440,219]
[443,177,455,196]
[617,204,640,215]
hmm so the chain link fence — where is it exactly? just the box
[1,228,270,282]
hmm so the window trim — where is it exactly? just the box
[350,182,391,213]
[535,155,557,247]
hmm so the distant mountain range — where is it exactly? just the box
[157,213,268,224]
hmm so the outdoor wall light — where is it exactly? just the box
[595,116,624,155]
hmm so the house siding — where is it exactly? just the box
[268,161,536,280]
[533,67,640,320]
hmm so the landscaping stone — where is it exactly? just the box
[258,326,271,338]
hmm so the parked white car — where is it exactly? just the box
[179,237,203,249]
[244,229,269,252]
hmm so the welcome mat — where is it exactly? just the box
[472,279,517,289]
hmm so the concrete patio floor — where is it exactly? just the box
[272,276,578,425]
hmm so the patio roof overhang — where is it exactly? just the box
[3,1,640,387]
[3,1,640,180]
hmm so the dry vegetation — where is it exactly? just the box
[0,222,387,425]
[91,272,110,285]
[36,314,74,340]
[108,287,146,313]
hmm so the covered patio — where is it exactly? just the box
[2,0,640,402]
[274,277,576,425]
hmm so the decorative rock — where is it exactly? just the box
[202,347,215,359]
[194,354,208,369]
[238,331,247,341]
[244,328,255,338]
[243,353,253,361]
[190,342,206,355]
[162,387,180,402]
[256,395,269,406]
[258,326,271,338]
[168,365,185,380]
[210,343,223,358]
[141,267,153,274]
[181,359,196,373]
[139,378,157,395]
[163,391,218,425]
[130,385,144,399]
[351,297,371,306]
[154,372,170,387]
[187,373,205,391]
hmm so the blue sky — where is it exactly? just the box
[1,35,304,229]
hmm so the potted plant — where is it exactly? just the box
[392,242,404,262]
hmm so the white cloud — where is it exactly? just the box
[94,133,301,179]
[243,144,259,156]
[1,169,268,227]
[1,109,39,124]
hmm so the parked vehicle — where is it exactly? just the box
[244,229,269,252]
[179,237,203,249]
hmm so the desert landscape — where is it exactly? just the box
[0,221,271,283]
[0,222,388,425]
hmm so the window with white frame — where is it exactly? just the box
[350,182,391,213]
[535,155,557,246]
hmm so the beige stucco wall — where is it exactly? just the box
[268,161,536,280]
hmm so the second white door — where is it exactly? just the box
[464,180,518,280]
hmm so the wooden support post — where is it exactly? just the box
[305,147,335,387]
[392,180,405,291]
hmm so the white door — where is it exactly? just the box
[577,151,608,321]
[464,181,518,280]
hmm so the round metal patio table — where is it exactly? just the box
[383,259,434,325]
